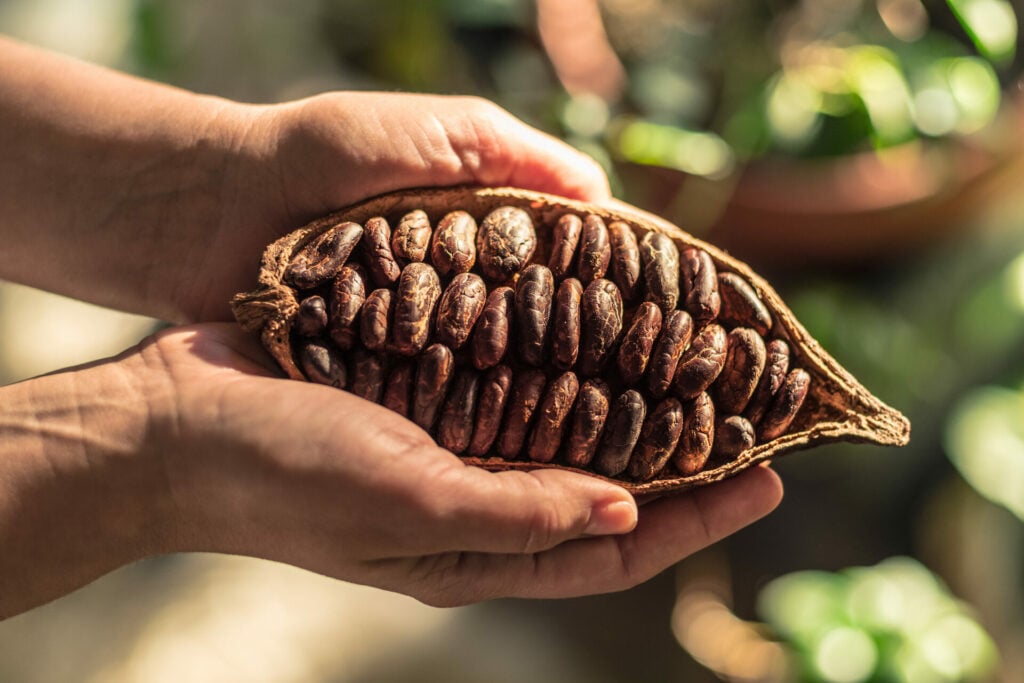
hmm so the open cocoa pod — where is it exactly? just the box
[231,186,910,496]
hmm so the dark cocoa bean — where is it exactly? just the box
[672,323,728,400]
[564,378,611,469]
[348,349,384,403]
[476,206,537,282]
[391,209,432,264]
[594,390,647,477]
[552,278,582,370]
[548,213,582,279]
[360,288,392,351]
[646,309,694,399]
[298,340,346,388]
[718,272,772,335]
[674,392,714,475]
[361,216,401,287]
[391,262,442,356]
[285,221,363,290]
[608,221,641,301]
[435,272,487,350]
[680,248,720,324]
[745,339,791,426]
[515,264,554,367]
[294,295,328,337]
[437,369,480,455]
[616,302,662,385]
[628,397,685,481]
[579,278,623,377]
[471,286,514,370]
[412,343,454,431]
[576,214,611,283]
[639,232,680,312]
[328,264,368,350]
[430,210,477,276]
[382,361,414,417]
[467,365,513,456]
[713,415,755,458]
[527,372,580,463]
[497,368,548,459]
[713,327,766,414]
[758,368,811,441]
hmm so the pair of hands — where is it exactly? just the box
[0,39,782,617]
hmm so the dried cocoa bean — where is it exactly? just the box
[285,221,363,290]
[673,323,727,400]
[436,272,487,350]
[412,343,454,431]
[594,390,647,477]
[646,309,694,399]
[548,213,582,279]
[608,221,641,301]
[719,272,772,336]
[361,216,401,287]
[497,368,547,459]
[431,210,477,276]
[477,206,537,282]
[564,378,611,469]
[382,361,414,417]
[391,262,442,356]
[745,339,791,426]
[298,340,346,388]
[552,277,582,371]
[639,231,680,312]
[467,365,513,457]
[713,415,755,458]
[437,369,480,454]
[628,397,685,481]
[758,368,811,442]
[294,295,328,337]
[674,392,714,475]
[360,288,392,351]
[527,371,580,463]
[348,349,384,403]
[391,209,432,264]
[616,301,662,386]
[328,264,367,350]
[579,278,623,377]
[576,214,611,284]
[713,327,766,415]
[471,286,514,370]
[680,248,720,324]
[515,264,554,367]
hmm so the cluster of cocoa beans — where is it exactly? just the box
[280,204,809,484]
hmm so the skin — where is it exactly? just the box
[0,36,783,618]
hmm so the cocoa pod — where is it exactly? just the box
[285,221,362,290]
[476,206,536,282]
[431,210,477,276]
[391,209,432,264]
[435,272,487,350]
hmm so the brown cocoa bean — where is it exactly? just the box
[628,397,685,481]
[430,210,477,276]
[391,262,442,356]
[576,214,611,283]
[594,390,647,477]
[527,371,580,463]
[285,221,363,290]
[745,339,791,426]
[515,264,554,367]
[497,368,548,459]
[548,213,582,279]
[674,392,714,475]
[646,309,694,399]
[391,209,432,264]
[579,278,623,377]
[294,295,328,337]
[328,264,368,350]
[348,349,384,403]
[616,302,662,386]
[412,343,454,431]
[360,288,392,351]
[680,248,721,324]
[672,323,728,400]
[476,206,537,282]
[713,327,767,414]
[713,415,755,458]
[471,286,514,370]
[435,272,487,350]
[552,277,583,371]
[719,272,772,335]
[467,365,513,457]
[437,369,480,455]
[608,221,641,301]
[361,216,401,287]
[564,378,611,469]
[639,232,680,312]
[382,361,414,417]
[298,340,346,389]
[758,368,811,442]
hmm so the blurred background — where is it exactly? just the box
[1,0,1023,680]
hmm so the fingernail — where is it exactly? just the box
[585,499,638,536]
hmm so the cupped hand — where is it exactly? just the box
[143,324,782,606]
